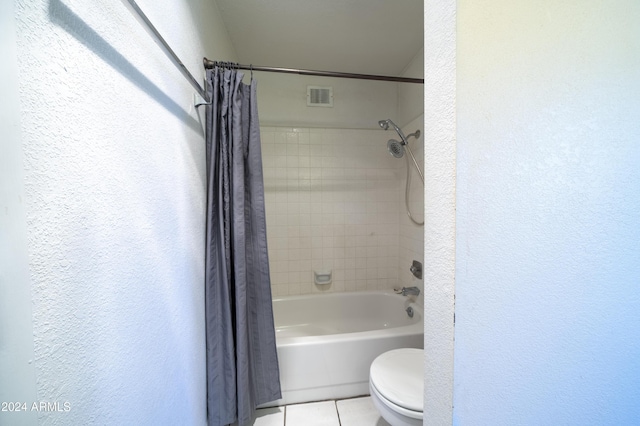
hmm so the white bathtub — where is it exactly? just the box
[263,291,424,407]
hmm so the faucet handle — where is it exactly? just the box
[395,286,420,296]
[410,260,422,279]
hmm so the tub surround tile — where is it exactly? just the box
[336,397,390,426]
[286,401,340,426]
[263,126,401,298]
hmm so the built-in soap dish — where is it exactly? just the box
[314,270,332,285]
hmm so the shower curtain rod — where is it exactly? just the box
[203,58,424,84]
[123,0,209,102]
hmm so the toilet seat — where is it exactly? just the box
[370,380,422,420]
[369,348,423,417]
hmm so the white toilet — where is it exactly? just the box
[369,348,424,426]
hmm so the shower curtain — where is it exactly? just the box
[204,66,281,426]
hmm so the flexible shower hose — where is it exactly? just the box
[403,142,424,226]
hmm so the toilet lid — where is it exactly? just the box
[370,348,424,413]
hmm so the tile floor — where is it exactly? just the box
[254,397,390,426]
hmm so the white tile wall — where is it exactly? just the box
[262,127,402,297]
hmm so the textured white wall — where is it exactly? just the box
[455,0,640,424]
[12,0,236,424]
[0,1,38,424]
[423,0,456,423]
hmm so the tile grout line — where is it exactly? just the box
[334,400,342,426]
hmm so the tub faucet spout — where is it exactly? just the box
[396,286,420,297]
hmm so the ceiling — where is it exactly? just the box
[215,0,423,77]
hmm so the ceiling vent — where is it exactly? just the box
[307,86,333,107]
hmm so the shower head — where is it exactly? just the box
[378,119,390,130]
[387,139,405,158]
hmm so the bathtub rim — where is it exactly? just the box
[272,290,424,347]
[271,289,420,304]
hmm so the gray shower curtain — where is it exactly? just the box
[204,67,281,426]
